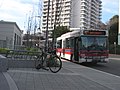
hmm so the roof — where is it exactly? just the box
[0,20,22,33]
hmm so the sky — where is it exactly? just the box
[0,0,41,33]
[0,0,119,33]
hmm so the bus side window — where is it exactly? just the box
[66,38,70,48]
[63,40,66,48]
[57,40,62,48]
[70,38,74,49]
[78,37,82,50]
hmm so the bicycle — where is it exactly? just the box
[35,48,62,73]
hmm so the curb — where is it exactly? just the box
[3,72,18,90]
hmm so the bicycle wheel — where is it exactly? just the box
[48,55,62,73]
[35,55,44,70]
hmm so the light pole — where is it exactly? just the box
[45,0,50,52]
[52,0,59,49]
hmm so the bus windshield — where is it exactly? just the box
[80,36,108,51]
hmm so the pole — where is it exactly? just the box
[52,1,59,49]
[45,0,50,52]
[114,42,116,54]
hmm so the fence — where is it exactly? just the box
[6,50,41,60]
[109,44,120,54]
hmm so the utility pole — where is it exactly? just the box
[114,42,116,54]
[45,0,50,52]
[27,16,31,47]
[52,0,60,49]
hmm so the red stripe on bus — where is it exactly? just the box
[65,52,72,54]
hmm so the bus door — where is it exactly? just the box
[73,37,79,61]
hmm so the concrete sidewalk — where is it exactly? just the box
[109,54,120,61]
[3,59,120,90]
[109,54,120,59]
[0,73,10,90]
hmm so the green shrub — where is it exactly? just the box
[116,45,120,54]
[0,48,9,54]
[25,47,31,51]
[25,47,38,52]
[30,48,38,51]
[109,44,120,54]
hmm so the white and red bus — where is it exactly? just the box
[56,29,109,64]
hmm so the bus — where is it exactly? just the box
[56,29,109,64]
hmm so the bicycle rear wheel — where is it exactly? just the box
[35,55,44,70]
[48,55,62,73]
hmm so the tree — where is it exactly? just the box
[52,26,71,38]
[108,15,119,45]
[110,15,119,25]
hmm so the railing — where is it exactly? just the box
[6,50,42,60]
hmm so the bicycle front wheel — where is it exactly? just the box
[48,55,62,73]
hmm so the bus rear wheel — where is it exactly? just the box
[71,54,75,62]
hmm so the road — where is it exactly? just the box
[81,58,120,76]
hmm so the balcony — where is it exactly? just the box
[65,2,71,6]
[64,22,70,26]
[64,0,71,3]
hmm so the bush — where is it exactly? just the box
[25,47,38,51]
[116,45,120,54]
[109,44,120,54]
[25,47,31,51]
[0,48,9,54]
[30,48,38,52]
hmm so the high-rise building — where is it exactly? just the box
[42,0,102,34]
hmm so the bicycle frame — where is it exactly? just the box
[35,49,62,73]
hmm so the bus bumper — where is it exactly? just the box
[79,58,109,63]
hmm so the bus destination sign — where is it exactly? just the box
[83,30,106,35]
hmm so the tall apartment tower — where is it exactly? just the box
[42,0,102,34]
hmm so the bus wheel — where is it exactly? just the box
[71,55,75,62]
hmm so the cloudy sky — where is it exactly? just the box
[0,0,41,33]
[101,0,119,23]
[0,0,119,32]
